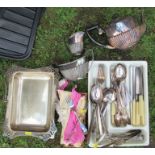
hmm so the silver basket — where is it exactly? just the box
[58,56,89,81]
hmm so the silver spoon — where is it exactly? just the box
[96,88,116,145]
[101,88,116,115]
[87,84,103,143]
[112,63,130,127]
[96,64,105,136]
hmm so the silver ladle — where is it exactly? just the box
[88,64,105,140]
[96,88,116,145]
[101,88,116,116]
[112,63,130,127]
[87,84,103,144]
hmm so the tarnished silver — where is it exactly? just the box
[97,64,105,84]
[68,31,85,55]
[95,88,116,144]
[90,85,103,104]
[58,56,89,81]
[101,88,116,116]
[111,64,130,127]
[113,63,127,83]
[114,88,130,127]
[86,16,146,50]
[4,66,59,140]
[97,130,142,147]
[135,67,142,97]
[87,84,104,143]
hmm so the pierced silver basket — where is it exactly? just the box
[58,56,89,81]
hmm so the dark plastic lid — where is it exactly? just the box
[0,7,44,60]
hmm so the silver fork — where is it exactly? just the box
[65,96,87,134]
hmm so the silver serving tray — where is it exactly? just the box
[4,67,58,139]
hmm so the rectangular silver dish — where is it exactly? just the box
[4,67,58,140]
[10,72,54,132]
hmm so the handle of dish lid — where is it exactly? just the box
[50,64,63,80]
[3,66,20,103]
[85,24,115,49]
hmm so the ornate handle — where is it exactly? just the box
[85,24,115,49]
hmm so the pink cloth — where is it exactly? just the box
[63,88,85,145]
[71,88,81,108]
[58,79,69,90]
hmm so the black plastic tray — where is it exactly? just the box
[0,7,44,60]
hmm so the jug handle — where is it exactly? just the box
[141,8,145,24]
[85,25,115,49]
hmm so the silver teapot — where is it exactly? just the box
[86,16,146,50]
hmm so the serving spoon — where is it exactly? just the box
[88,64,105,140]
[87,84,103,144]
[111,63,130,127]
[95,88,116,145]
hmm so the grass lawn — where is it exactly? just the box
[0,8,155,147]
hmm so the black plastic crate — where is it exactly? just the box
[0,7,44,60]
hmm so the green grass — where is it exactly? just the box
[0,8,155,147]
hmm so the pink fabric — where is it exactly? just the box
[63,88,84,145]
[58,79,69,90]
[71,88,81,109]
